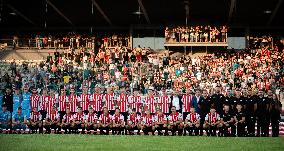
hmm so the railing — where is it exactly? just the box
[0,37,131,49]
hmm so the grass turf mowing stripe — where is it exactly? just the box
[0,135,283,151]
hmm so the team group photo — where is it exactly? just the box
[0,0,283,151]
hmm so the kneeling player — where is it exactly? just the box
[112,108,125,135]
[234,104,246,137]
[98,107,112,135]
[61,108,74,134]
[219,105,235,137]
[0,104,11,133]
[203,107,220,136]
[141,109,155,135]
[184,107,200,136]
[43,106,60,134]
[154,109,168,136]
[168,106,183,136]
[12,107,28,133]
[73,107,86,134]
[85,107,98,134]
[28,107,43,133]
[126,108,141,135]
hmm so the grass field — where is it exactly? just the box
[0,135,283,151]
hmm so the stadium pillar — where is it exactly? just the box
[130,25,133,49]
[245,27,250,48]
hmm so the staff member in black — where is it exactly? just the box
[211,86,225,115]
[3,87,13,113]
[256,90,270,137]
[269,93,282,137]
[231,89,246,114]
[198,90,213,136]
[223,90,233,111]
[219,104,235,137]
[234,103,246,137]
[245,89,257,136]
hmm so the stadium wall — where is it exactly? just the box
[227,37,246,50]
[133,37,246,50]
[133,37,165,50]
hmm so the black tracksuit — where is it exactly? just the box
[245,95,257,136]
[256,96,270,137]
[270,100,282,137]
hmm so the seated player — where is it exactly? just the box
[12,107,28,133]
[168,106,183,136]
[219,104,235,137]
[184,107,200,136]
[98,107,112,135]
[43,106,60,134]
[203,107,220,136]
[234,104,246,137]
[126,108,141,135]
[61,108,74,134]
[112,108,125,135]
[0,104,11,133]
[85,107,98,134]
[154,108,168,136]
[141,109,155,135]
[28,107,43,133]
[73,107,86,134]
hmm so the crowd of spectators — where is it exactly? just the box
[165,25,228,43]
[8,33,130,50]
[249,35,273,49]
[0,34,283,136]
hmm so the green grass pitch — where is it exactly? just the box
[0,135,283,151]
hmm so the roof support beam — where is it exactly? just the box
[228,0,236,23]
[7,4,36,26]
[184,0,190,26]
[46,0,73,25]
[267,0,283,25]
[91,0,112,25]
[137,0,151,24]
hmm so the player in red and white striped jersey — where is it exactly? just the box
[43,106,60,134]
[30,87,40,111]
[85,107,98,134]
[117,90,128,112]
[46,90,56,115]
[73,107,86,133]
[168,106,183,136]
[61,108,74,134]
[128,91,142,114]
[39,89,49,120]
[112,108,125,135]
[184,107,200,136]
[79,86,90,114]
[98,107,112,135]
[154,109,168,136]
[103,88,115,114]
[157,89,170,114]
[144,90,156,114]
[68,87,78,113]
[58,88,68,119]
[181,89,193,120]
[90,87,103,114]
[116,89,128,122]
[141,109,155,135]
[203,107,221,136]
[126,108,141,135]
[28,107,42,133]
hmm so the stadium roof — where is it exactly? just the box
[0,0,283,30]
